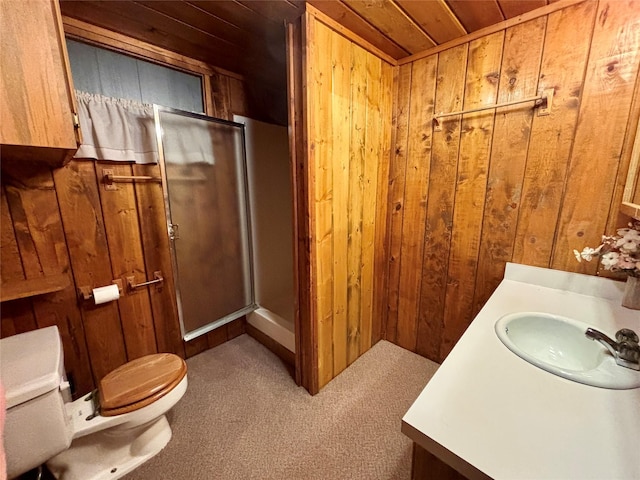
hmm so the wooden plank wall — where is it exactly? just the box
[304,13,394,391]
[385,0,640,363]
[1,55,250,397]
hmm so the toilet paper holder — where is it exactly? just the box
[78,270,163,302]
[78,280,123,302]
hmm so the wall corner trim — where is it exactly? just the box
[304,3,398,66]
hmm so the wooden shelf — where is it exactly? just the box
[1,273,70,302]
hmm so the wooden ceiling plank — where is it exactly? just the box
[303,0,409,58]
[189,0,279,37]
[136,1,249,47]
[445,0,505,32]
[344,0,436,53]
[130,1,242,50]
[131,0,288,83]
[236,0,305,23]
[400,0,587,64]
[395,0,467,44]
[60,1,246,75]
[305,3,398,65]
[498,0,548,18]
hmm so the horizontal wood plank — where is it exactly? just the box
[1,274,69,302]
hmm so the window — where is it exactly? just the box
[66,39,204,113]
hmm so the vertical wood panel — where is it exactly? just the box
[1,186,26,283]
[1,300,37,337]
[387,0,640,364]
[442,31,504,358]
[371,61,395,345]
[552,0,640,272]
[385,63,412,344]
[97,162,158,360]
[301,13,320,393]
[411,442,467,480]
[359,52,382,354]
[226,317,246,339]
[206,325,228,350]
[331,32,351,376]
[287,18,311,388]
[395,55,438,352]
[229,77,249,116]
[305,16,394,390]
[309,19,335,389]
[184,335,209,358]
[3,164,94,394]
[210,72,232,120]
[54,160,127,381]
[512,2,597,266]
[347,43,367,365]
[416,44,467,360]
[473,17,546,314]
[0,185,38,337]
[132,163,185,358]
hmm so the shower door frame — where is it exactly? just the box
[154,104,257,341]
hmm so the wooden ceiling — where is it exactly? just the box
[60,0,555,100]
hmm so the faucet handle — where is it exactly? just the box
[616,328,639,344]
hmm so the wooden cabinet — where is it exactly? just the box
[0,0,80,166]
[411,443,468,480]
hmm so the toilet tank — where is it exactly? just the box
[1,326,74,479]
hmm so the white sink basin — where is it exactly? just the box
[495,312,640,389]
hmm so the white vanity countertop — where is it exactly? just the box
[402,263,640,480]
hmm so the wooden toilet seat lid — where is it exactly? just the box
[99,353,187,415]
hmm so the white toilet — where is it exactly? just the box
[1,326,188,480]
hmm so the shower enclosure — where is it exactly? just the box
[235,115,295,353]
[155,106,254,340]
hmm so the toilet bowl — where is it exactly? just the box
[0,326,188,480]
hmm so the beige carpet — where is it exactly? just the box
[124,335,439,480]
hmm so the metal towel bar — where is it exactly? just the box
[127,271,164,291]
[432,88,554,130]
[102,169,161,190]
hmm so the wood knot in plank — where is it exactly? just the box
[485,72,500,84]
[606,60,619,73]
[598,3,609,26]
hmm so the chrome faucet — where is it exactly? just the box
[585,328,640,371]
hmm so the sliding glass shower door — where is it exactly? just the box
[155,106,254,341]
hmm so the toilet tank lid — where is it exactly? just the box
[0,326,64,408]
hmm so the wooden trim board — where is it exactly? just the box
[62,16,244,79]
[0,273,69,302]
[304,3,398,66]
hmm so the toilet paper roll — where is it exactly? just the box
[92,284,120,305]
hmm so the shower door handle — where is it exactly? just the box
[169,223,180,240]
